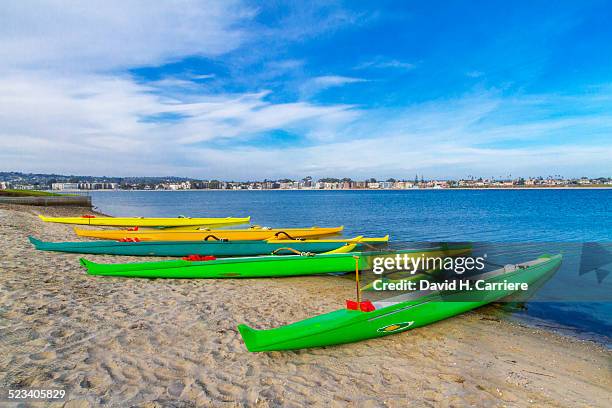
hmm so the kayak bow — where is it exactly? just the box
[238,254,562,352]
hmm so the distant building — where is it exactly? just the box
[161,181,191,190]
[0,181,8,190]
[191,181,209,189]
[262,181,277,189]
[52,182,79,190]
[320,182,335,189]
[78,182,118,190]
[432,180,449,189]
[52,182,117,190]
[394,181,415,189]
[577,177,590,185]
[302,177,313,188]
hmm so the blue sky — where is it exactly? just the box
[1,0,611,179]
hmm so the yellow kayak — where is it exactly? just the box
[74,226,345,241]
[39,214,250,227]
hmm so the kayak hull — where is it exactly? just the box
[29,236,385,257]
[80,245,472,279]
[238,254,562,351]
[39,214,250,227]
[81,252,360,278]
[73,226,345,241]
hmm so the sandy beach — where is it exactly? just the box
[0,204,610,407]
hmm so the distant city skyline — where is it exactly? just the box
[2,170,610,182]
[1,171,609,192]
[1,1,611,178]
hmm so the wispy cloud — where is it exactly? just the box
[181,140,612,180]
[466,70,484,78]
[257,4,373,43]
[355,58,416,70]
[311,76,368,88]
[0,71,361,175]
[148,77,203,89]
[0,0,253,72]
[299,75,369,97]
[2,69,610,178]
[190,74,216,80]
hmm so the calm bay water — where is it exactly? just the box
[89,189,612,346]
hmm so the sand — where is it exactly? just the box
[0,204,610,407]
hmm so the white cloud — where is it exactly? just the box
[0,0,253,72]
[190,74,216,80]
[311,76,368,87]
[180,90,612,179]
[466,70,484,78]
[0,1,368,174]
[178,139,612,180]
[2,70,610,179]
[266,59,305,71]
[299,75,368,97]
[148,77,204,90]
[356,58,416,70]
[0,71,361,175]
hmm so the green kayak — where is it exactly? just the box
[238,254,562,352]
[80,244,472,279]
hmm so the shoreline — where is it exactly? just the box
[508,310,611,350]
[53,186,612,192]
[1,203,610,406]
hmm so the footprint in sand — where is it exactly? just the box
[30,351,57,360]
[167,380,185,397]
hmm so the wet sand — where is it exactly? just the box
[0,204,610,407]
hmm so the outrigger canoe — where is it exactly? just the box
[79,244,472,279]
[238,254,562,352]
[29,236,389,257]
[74,226,345,241]
[38,214,250,228]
